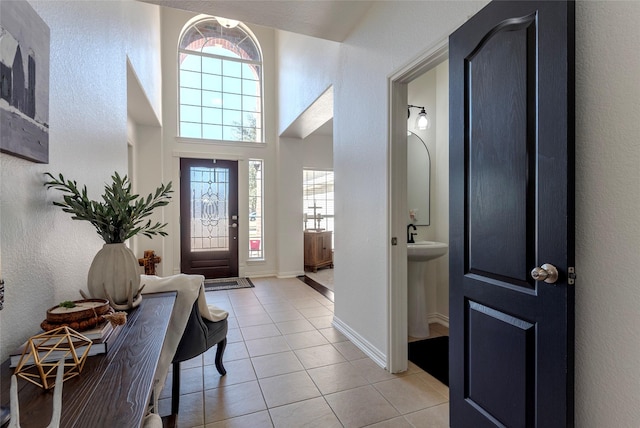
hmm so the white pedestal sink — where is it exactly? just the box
[407,241,448,338]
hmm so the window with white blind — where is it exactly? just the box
[303,170,334,237]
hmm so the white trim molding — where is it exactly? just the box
[332,316,387,369]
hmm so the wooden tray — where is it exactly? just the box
[46,299,110,323]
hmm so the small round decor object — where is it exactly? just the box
[46,299,110,323]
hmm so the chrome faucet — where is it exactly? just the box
[407,224,417,243]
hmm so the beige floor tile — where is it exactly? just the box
[225,317,239,329]
[317,327,348,343]
[294,344,346,369]
[284,330,329,350]
[333,340,368,361]
[349,357,403,383]
[307,315,334,329]
[366,416,414,427]
[174,391,205,428]
[233,304,268,317]
[204,358,256,390]
[290,298,326,309]
[177,366,204,395]
[245,336,291,357]
[267,309,305,323]
[415,371,449,399]
[403,403,450,428]
[373,374,447,415]
[236,312,274,327]
[217,341,249,362]
[230,302,264,315]
[261,302,296,313]
[181,354,204,369]
[269,396,342,428]
[325,385,400,428]
[319,300,334,309]
[258,371,321,408]
[202,343,231,366]
[166,278,451,427]
[241,323,282,341]
[203,380,267,423]
[298,305,333,318]
[225,328,244,344]
[205,410,273,428]
[251,351,305,379]
[276,319,315,335]
[307,361,369,395]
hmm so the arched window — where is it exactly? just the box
[179,17,263,142]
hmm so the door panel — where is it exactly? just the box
[180,158,238,278]
[449,2,574,427]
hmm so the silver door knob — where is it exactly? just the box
[531,263,558,283]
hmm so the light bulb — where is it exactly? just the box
[416,108,430,130]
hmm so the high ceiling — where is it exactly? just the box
[140,0,374,42]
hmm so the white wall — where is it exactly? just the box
[303,132,333,170]
[151,7,280,277]
[0,0,162,360]
[278,1,640,425]
[434,61,450,320]
[277,0,483,361]
[276,31,340,134]
[1,1,638,425]
[574,2,640,426]
[408,60,449,321]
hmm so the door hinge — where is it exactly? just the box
[391,237,398,246]
[568,267,576,285]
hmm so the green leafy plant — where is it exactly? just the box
[44,172,173,244]
[58,300,76,308]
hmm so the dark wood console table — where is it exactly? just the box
[0,291,176,427]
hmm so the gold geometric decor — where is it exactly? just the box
[14,326,92,390]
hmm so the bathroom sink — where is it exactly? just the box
[407,241,448,338]
[407,241,448,262]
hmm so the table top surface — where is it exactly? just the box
[1,291,176,428]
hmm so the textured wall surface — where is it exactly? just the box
[0,0,161,360]
[574,2,640,426]
[154,8,280,277]
[0,1,638,425]
[278,1,640,424]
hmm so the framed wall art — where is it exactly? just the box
[0,0,50,164]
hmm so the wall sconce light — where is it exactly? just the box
[408,105,430,131]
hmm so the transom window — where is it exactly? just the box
[179,18,263,142]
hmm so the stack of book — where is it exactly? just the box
[10,320,121,368]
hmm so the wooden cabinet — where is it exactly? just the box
[304,231,333,272]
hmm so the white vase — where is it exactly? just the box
[87,243,141,309]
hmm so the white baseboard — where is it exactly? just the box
[276,271,305,279]
[427,313,449,328]
[242,271,275,278]
[332,316,387,370]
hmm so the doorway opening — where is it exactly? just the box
[388,40,449,373]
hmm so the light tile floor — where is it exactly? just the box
[158,276,449,428]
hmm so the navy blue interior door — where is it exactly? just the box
[449,2,575,427]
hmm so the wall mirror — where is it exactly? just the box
[407,131,430,226]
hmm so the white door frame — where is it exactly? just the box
[387,39,449,373]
